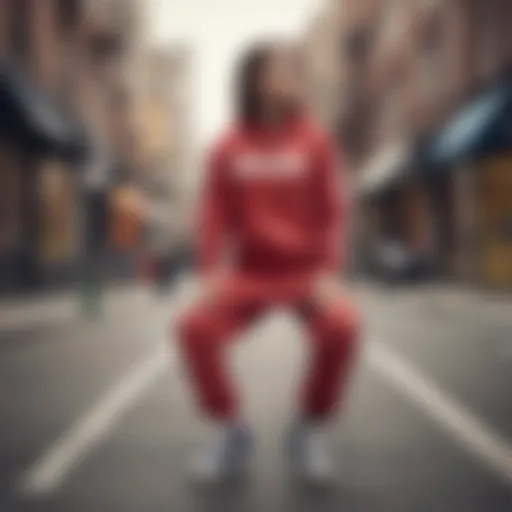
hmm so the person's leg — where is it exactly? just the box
[288,295,361,482]
[299,295,361,420]
[176,277,265,421]
[175,276,265,480]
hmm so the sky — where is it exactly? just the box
[149,0,321,148]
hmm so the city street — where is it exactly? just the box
[1,0,511,510]
[0,279,511,512]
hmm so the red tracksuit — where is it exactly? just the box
[177,115,360,421]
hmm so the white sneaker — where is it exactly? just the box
[189,425,253,484]
[288,422,336,485]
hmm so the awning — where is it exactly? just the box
[425,78,511,167]
[0,60,90,162]
[357,140,413,196]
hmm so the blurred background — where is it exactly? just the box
[0,0,511,297]
[306,0,512,286]
[0,0,195,300]
[0,1,511,511]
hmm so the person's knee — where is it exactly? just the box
[337,304,361,342]
[176,306,216,351]
[318,300,361,351]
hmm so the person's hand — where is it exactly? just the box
[311,272,341,308]
[197,271,226,305]
[115,186,147,219]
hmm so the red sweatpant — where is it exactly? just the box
[176,273,360,422]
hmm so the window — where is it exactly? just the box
[475,1,497,78]
[57,0,81,35]
[89,33,122,63]
[382,79,403,138]
[419,19,443,100]
[58,70,76,110]
[507,0,512,60]
[381,0,405,48]
[10,0,30,61]
[372,71,405,149]
[0,147,21,254]
[343,26,372,66]
[38,163,79,263]
[420,0,442,9]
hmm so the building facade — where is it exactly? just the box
[0,0,147,293]
[306,0,512,285]
[136,45,193,207]
[129,44,194,258]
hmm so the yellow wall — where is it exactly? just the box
[0,145,22,254]
[477,154,512,287]
[402,180,434,253]
[38,161,78,263]
[138,97,171,165]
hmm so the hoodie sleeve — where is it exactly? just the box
[196,140,231,275]
[315,133,350,272]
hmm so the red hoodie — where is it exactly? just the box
[197,116,348,277]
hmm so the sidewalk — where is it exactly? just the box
[359,279,512,322]
[0,272,199,334]
[0,285,141,332]
[0,284,156,333]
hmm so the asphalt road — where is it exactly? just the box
[0,280,511,512]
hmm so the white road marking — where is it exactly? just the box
[18,285,512,498]
[18,279,195,498]
[368,342,512,485]
[19,346,171,497]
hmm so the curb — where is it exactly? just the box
[0,286,150,333]
[0,274,197,334]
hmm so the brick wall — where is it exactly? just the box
[331,0,512,170]
[0,0,10,55]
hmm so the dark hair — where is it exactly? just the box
[235,42,274,126]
